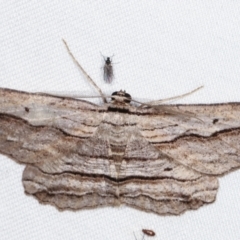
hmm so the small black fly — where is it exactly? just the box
[102,54,114,83]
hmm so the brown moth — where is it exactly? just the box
[1,40,240,215]
[142,229,155,237]
[134,229,155,240]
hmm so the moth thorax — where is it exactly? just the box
[111,90,132,103]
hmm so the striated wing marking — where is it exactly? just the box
[1,87,240,215]
[155,129,240,175]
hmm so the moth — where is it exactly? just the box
[102,54,114,83]
[0,40,240,215]
[142,229,155,237]
[134,229,155,240]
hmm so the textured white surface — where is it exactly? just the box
[0,1,240,240]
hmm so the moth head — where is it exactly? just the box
[111,90,132,104]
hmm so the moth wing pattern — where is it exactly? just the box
[130,103,240,214]
[1,88,240,214]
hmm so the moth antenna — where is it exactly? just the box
[73,95,113,99]
[62,39,107,103]
[142,86,203,106]
[131,86,203,108]
[132,98,203,122]
[44,94,110,100]
[35,91,109,100]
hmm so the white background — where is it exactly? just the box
[0,1,240,240]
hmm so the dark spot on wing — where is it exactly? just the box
[213,119,218,124]
[164,167,172,171]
